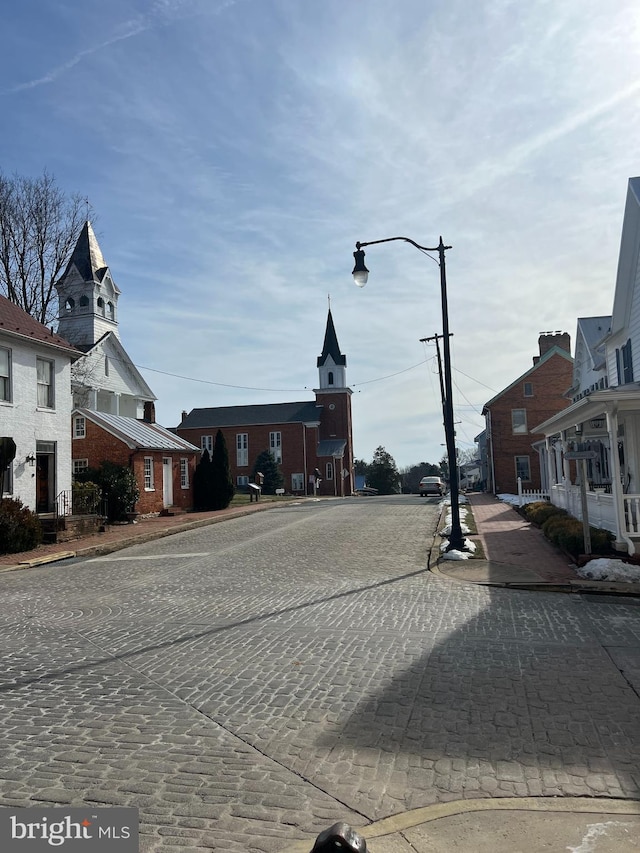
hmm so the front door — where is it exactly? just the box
[36,455,51,512]
[162,457,173,508]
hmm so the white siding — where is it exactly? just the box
[0,334,74,510]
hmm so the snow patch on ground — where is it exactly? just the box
[576,558,640,584]
[440,538,477,559]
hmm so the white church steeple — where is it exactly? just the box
[55,222,120,348]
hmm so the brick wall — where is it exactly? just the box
[485,352,573,494]
[72,418,196,513]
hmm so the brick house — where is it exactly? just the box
[176,309,355,497]
[72,409,199,514]
[482,333,573,494]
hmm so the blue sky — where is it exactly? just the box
[2,0,640,468]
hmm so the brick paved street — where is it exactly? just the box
[1,496,639,851]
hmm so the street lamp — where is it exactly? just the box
[351,235,465,552]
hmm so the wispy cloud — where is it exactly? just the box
[3,0,236,95]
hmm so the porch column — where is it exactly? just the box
[606,405,631,553]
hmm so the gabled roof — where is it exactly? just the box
[60,221,121,293]
[79,331,156,401]
[575,315,610,375]
[317,309,346,367]
[482,345,573,413]
[610,177,640,338]
[76,409,198,452]
[0,295,82,358]
[180,401,321,429]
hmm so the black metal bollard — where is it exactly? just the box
[311,822,367,852]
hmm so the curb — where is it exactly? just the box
[279,796,640,852]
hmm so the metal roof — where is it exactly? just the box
[317,439,347,457]
[78,409,199,451]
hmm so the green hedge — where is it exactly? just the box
[521,501,567,526]
[541,513,613,557]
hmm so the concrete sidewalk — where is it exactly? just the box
[283,797,640,852]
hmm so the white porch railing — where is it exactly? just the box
[549,483,640,553]
[623,495,640,536]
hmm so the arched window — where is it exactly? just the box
[107,301,114,317]
[79,294,89,307]
[64,298,75,311]
[328,371,334,385]
[97,297,105,316]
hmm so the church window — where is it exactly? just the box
[97,297,105,316]
[79,295,89,307]
[328,371,334,385]
[236,433,248,466]
[104,357,109,376]
[65,298,75,311]
[269,431,282,463]
[107,301,114,317]
[326,461,334,480]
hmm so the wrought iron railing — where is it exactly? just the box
[55,485,106,518]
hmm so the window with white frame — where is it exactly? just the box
[511,409,527,434]
[36,358,54,408]
[201,435,213,456]
[180,458,189,489]
[73,415,86,438]
[73,459,89,476]
[0,347,11,402]
[237,475,249,487]
[523,381,533,397]
[291,473,304,492]
[144,457,154,490]
[515,456,531,481]
[269,431,282,463]
[236,433,248,466]
[326,461,334,480]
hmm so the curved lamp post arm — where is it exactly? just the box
[352,234,464,552]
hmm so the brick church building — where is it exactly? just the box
[176,309,355,497]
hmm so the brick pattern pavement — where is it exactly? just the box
[0,497,639,851]
[467,493,579,582]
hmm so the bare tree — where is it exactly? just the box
[0,170,86,326]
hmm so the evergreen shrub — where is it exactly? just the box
[522,501,567,526]
[0,498,42,554]
[541,513,614,557]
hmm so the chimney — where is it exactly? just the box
[143,401,156,424]
[181,410,187,423]
[534,331,571,364]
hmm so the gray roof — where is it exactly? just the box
[577,316,611,369]
[317,439,347,457]
[78,409,199,452]
[179,401,322,429]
